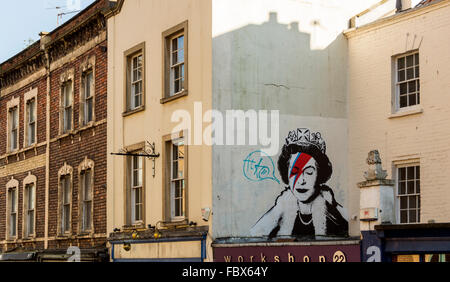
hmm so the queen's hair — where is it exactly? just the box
[277,143,332,186]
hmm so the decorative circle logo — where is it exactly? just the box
[332,251,346,262]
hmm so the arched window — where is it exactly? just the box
[23,173,37,238]
[6,178,19,239]
[58,163,73,235]
[78,157,94,233]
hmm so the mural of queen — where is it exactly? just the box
[250,128,348,238]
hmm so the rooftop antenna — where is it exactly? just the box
[57,10,81,26]
[46,5,66,25]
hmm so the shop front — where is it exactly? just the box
[373,223,450,262]
[212,240,361,262]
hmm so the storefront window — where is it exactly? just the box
[393,254,450,262]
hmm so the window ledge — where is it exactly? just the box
[56,234,72,240]
[76,233,94,239]
[122,106,145,117]
[22,143,38,151]
[122,223,146,231]
[160,219,189,228]
[160,90,188,104]
[79,121,96,131]
[389,107,423,119]
[57,130,76,140]
[5,149,20,157]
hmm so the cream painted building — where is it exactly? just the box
[346,0,450,262]
[106,0,212,262]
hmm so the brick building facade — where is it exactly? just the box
[0,0,112,261]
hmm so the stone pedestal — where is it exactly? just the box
[358,150,395,231]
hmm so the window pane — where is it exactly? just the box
[178,49,184,64]
[10,214,16,236]
[415,66,419,78]
[399,95,407,108]
[178,36,184,53]
[409,196,417,209]
[399,83,407,94]
[399,167,406,181]
[135,204,141,221]
[409,209,417,223]
[406,55,414,67]
[400,196,407,209]
[398,57,405,69]
[408,81,416,92]
[175,180,181,198]
[416,180,420,193]
[407,180,415,194]
[415,166,420,179]
[406,68,414,80]
[83,201,91,230]
[28,211,35,235]
[29,122,36,145]
[172,161,178,179]
[10,190,16,210]
[28,100,36,122]
[415,53,419,65]
[84,170,92,200]
[86,98,93,123]
[64,205,70,231]
[28,185,35,208]
[408,94,416,106]
[399,181,406,195]
[398,70,405,82]
[172,38,178,52]
[407,166,415,180]
[64,177,70,204]
[400,210,407,223]
[65,107,72,131]
[175,198,181,217]
[172,50,178,65]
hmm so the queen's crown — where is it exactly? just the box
[285,128,326,154]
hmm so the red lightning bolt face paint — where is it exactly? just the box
[289,153,313,190]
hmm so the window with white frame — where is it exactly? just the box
[24,183,35,237]
[81,70,94,126]
[162,21,188,102]
[130,54,143,110]
[80,169,93,232]
[9,106,18,151]
[396,52,420,109]
[61,80,73,133]
[124,43,145,113]
[60,174,71,234]
[130,155,143,224]
[397,165,420,224]
[8,187,17,238]
[170,138,185,220]
[26,98,36,146]
[169,34,185,96]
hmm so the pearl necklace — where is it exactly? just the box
[298,212,312,225]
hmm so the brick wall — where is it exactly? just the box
[0,11,108,253]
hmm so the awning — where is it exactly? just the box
[0,252,36,261]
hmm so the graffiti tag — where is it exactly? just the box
[243,150,280,184]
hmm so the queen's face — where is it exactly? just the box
[288,153,318,202]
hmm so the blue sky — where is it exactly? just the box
[0,0,95,64]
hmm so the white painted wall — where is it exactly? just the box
[211,0,380,239]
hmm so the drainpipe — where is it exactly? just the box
[39,31,51,250]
